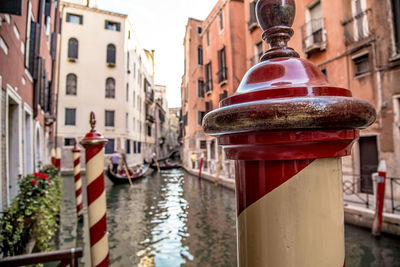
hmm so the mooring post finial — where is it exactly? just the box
[90,112,96,132]
[256,0,300,60]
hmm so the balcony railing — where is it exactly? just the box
[301,18,327,55]
[146,113,155,123]
[217,67,228,84]
[205,79,213,94]
[342,8,373,45]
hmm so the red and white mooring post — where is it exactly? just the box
[55,147,61,170]
[72,143,84,222]
[372,160,387,236]
[50,148,56,166]
[198,154,204,180]
[203,0,376,266]
[80,112,109,267]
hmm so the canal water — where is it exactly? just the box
[56,169,400,267]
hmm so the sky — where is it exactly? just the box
[97,0,219,108]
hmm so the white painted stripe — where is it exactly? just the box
[91,234,109,266]
[86,151,104,186]
[73,152,79,161]
[88,191,106,227]
[76,194,82,204]
[75,179,82,191]
[74,164,81,175]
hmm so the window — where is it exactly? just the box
[197,80,204,98]
[198,46,203,65]
[65,108,76,126]
[248,1,257,30]
[205,62,213,92]
[302,0,325,52]
[105,20,121,31]
[147,125,151,137]
[126,113,129,130]
[133,91,136,107]
[106,44,116,65]
[219,11,224,31]
[200,140,207,149]
[255,41,263,64]
[133,141,137,153]
[321,68,328,78]
[68,38,78,59]
[105,138,115,154]
[206,100,213,113]
[198,111,205,125]
[206,30,210,46]
[126,139,131,154]
[351,0,369,41]
[66,73,77,95]
[127,52,130,70]
[133,118,136,131]
[105,110,115,127]
[219,90,228,101]
[210,140,216,159]
[126,83,129,101]
[392,0,400,53]
[197,26,202,34]
[217,47,227,83]
[353,53,370,76]
[105,78,115,98]
[64,138,75,147]
[138,141,141,153]
[66,13,83,24]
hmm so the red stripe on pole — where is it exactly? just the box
[235,159,314,215]
[96,253,109,267]
[85,146,104,162]
[74,158,80,166]
[89,214,107,246]
[75,172,81,182]
[76,187,82,197]
[77,202,83,212]
[87,174,105,206]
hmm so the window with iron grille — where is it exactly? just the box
[106,44,116,64]
[65,108,76,126]
[197,80,204,98]
[105,139,115,154]
[205,62,213,92]
[66,13,83,24]
[105,110,115,127]
[105,78,115,98]
[105,20,121,31]
[68,38,78,59]
[66,73,77,95]
[353,53,370,76]
[217,47,227,83]
[198,46,203,65]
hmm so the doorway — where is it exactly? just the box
[359,136,379,194]
[24,110,33,175]
[8,97,21,200]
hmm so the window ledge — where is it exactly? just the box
[105,127,115,131]
[107,62,116,68]
[389,53,400,62]
[219,80,228,87]
[354,72,371,79]
[68,58,77,63]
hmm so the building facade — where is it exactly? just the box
[57,0,157,170]
[0,0,60,209]
[181,0,247,182]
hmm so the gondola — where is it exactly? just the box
[106,164,150,185]
[150,162,182,170]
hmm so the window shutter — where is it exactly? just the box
[51,32,57,60]
[105,20,108,29]
[116,22,121,31]
[28,21,37,75]
[66,13,71,22]
[79,15,83,25]
[45,0,52,17]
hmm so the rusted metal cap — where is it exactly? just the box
[202,0,376,161]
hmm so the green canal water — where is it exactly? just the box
[56,169,400,266]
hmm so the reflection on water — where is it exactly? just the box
[57,169,400,267]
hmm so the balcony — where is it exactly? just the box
[145,89,154,104]
[217,67,228,85]
[342,8,373,46]
[301,18,327,55]
[146,113,155,124]
[205,80,213,95]
[159,110,165,123]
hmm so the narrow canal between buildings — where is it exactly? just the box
[56,169,400,267]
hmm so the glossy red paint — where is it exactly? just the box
[235,159,314,215]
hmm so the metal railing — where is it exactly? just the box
[342,173,400,214]
[145,90,154,103]
[342,8,373,45]
[217,67,228,83]
[0,248,83,266]
[301,18,326,54]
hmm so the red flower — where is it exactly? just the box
[31,180,37,186]
[33,172,40,178]
[41,173,49,179]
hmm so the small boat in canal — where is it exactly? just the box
[150,160,182,170]
[106,164,150,185]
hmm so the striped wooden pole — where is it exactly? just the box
[50,148,56,166]
[80,112,109,267]
[203,1,376,265]
[72,143,84,222]
[55,147,61,170]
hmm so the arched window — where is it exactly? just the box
[107,44,116,64]
[66,73,77,95]
[105,77,115,98]
[68,38,78,59]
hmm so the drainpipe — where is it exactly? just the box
[203,0,376,266]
